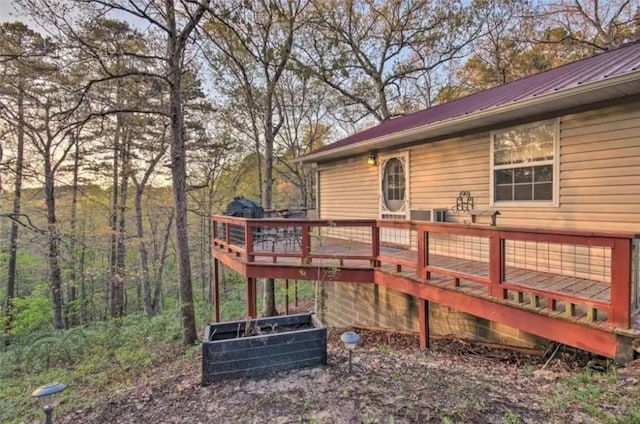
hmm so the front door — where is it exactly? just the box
[379,152,410,247]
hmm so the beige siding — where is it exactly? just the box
[407,103,640,231]
[409,135,490,214]
[318,156,379,219]
[558,104,640,231]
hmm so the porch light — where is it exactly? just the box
[340,331,361,373]
[367,153,377,166]
[32,382,67,424]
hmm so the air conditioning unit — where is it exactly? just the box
[410,208,448,222]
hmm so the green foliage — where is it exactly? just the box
[502,410,521,424]
[547,369,640,424]
[520,362,535,376]
[0,308,182,424]
[7,287,53,340]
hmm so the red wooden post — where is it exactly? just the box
[213,259,220,322]
[284,279,290,315]
[246,277,251,318]
[610,238,631,328]
[225,223,231,250]
[371,224,380,267]
[489,232,505,299]
[245,223,254,262]
[302,225,311,264]
[418,298,430,349]
[247,277,257,318]
[417,226,428,280]
[253,278,258,317]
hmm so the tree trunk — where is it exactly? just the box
[4,86,25,341]
[66,133,80,327]
[199,195,206,302]
[79,220,87,323]
[44,154,64,330]
[137,186,154,317]
[114,128,129,317]
[166,0,197,345]
[261,106,278,317]
[108,117,120,318]
[152,210,174,315]
[207,185,215,305]
[109,114,126,319]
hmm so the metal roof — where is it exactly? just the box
[301,42,640,163]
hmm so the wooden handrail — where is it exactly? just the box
[212,215,639,240]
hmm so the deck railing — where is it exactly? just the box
[212,215,637,329]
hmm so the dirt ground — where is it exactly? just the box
[53,330,640,424]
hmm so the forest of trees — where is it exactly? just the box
[0,0,639,351]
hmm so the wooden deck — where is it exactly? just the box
[211,216,640,361]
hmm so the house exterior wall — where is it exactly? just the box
[318,155,379,219]
[318,281,546,349]
[319,101,640,231]
[316,100,640,349]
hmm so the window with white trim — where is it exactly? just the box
[491,120,558,205]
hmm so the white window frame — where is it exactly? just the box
[489,119,560,207]
[379,151,410,219]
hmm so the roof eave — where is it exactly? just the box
[295,71,640,164]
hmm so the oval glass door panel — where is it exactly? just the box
[382,158,406,212]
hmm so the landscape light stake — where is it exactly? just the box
[32,382,67,424]
[340,331,361,373]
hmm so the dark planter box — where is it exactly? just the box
[202,313,327,384]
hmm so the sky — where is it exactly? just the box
[0,0,21,22]
[0,0,40,29]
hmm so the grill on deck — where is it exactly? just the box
[221,197,307,249]
[224,196,265,218]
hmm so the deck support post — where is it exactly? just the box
[615,335,635,364]
[247,277,257,318]
[418,298,430,350]
[213,259,220,322]
[284,279,290,315]
[530,295,541,308]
